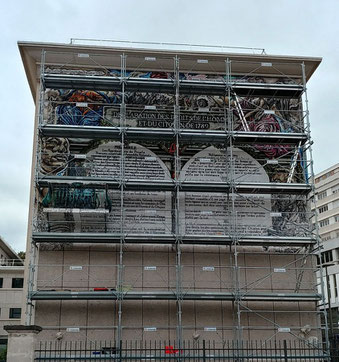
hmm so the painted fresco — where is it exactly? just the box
[36,138,309,238]
[36,67,309,239]
[45,66,300,85]
[44,67,303,135]
[44,89,302,133]
[179,146,272,237]
[43,65,303,163]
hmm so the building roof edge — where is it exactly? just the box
[17,40,322,105]
[0,236,23,262]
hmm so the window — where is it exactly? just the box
[322,233,332,241]
[317,250,333,265]
[334,275,338,298]
[323,250,333,264]
[318,191,327,200]
[320,219,330,228]
[318,205,328,214]
[0,339,6,352]
[315,169,339,183]
[11,278,23,288]
[0,278,3,288]
[335,215,339,223]
[9,308,21,319]
[316,255,320,265]
[333,187,339,195]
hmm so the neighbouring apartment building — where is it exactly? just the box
[312,163,339,337]
[0,237,24,349]
[19,40,326,347]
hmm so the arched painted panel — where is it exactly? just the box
[179,146,272,237]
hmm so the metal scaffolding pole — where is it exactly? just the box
[226,58,243,353]
[116,53,127,346]
[301,62,330,351]
[26,243,37,325]
[174,55,183,357]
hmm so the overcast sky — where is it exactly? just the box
[0,0,338,252]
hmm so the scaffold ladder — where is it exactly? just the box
[287,141,302,183]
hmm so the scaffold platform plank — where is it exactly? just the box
[43,74,304,97]
[32,232,315,246]
[29,290,320,302]
[39,125,308,145]
[37,176,312,194]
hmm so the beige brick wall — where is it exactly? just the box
[34,244,319,343]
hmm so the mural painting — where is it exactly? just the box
[36,67,309,240]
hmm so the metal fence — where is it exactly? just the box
[35,339,339,361]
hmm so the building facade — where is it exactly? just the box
[19,41,325,347]
[312,164,339,337]
[0,237,24,349]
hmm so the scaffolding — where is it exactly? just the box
[23,43,329,357]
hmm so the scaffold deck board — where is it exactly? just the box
[43,74,304,97]
[39,125,308,145]
[37,176,311,194]
[32,232,315,246]
[30,290,320,301]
